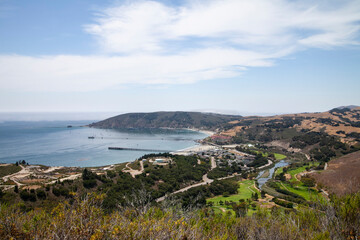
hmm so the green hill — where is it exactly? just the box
[89,111,241,130]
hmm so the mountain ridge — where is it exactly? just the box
[89,111,241,130]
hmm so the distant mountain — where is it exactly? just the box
[89,111,241,130]
[333,105,359,110]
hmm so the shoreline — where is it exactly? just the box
[1,127,215,169]
[157,127,216,137]
[183,128,215,137]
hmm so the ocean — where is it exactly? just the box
[0,121,207,167]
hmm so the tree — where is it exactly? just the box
[301,177,315,187]
[233,202,248,217]
[36,190,46,200]
[261,190,266,198]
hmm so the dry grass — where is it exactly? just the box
[220,108,360,144]
[311,151,360,196]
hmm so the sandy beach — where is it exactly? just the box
[185,128,216,136]
[172,144,218,155]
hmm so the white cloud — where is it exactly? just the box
[0,48,282,91]
[85,0,360,52]
[1,0,360,92]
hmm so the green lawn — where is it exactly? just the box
[274,167,284,177]
[207,180,259,204]
[254,151,286,160]
[275,162,323,201]
[287,162,320,182]
[279,182,323,201]
[274,153,287,160]
[288,166,308,180]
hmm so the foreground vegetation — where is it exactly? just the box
[0,191,359,239]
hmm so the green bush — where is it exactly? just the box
[83,179,97,189]
[36,190,46,200]
[20,190,36,202]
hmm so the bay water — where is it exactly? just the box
[0,121,207,167]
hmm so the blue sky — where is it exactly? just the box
[0,0,360,117]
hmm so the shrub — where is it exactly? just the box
[83,179,97,189]
[301,177,315,187]
[273,198,293,208]
[20,190,36,202]
[36,190,46,200]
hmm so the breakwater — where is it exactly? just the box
[108,147,171,152]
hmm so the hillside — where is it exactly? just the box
[220,107,360,145]
[310,150,360,196]
[89,111,241,130]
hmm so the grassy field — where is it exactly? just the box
[287,162,320,182]
[207,180,260,215]
[0,164,21,178]
[274,167,284,177]
[254,151,286,160]
[273,162,323,201]
[207,180,260,204]
[274,153,287,160]
[278,181,323,201]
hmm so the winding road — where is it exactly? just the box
[156,156,232,202]
[123,161,144,178]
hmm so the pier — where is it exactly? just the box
[108,147,171,152]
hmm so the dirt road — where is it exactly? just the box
[123,161,144,178]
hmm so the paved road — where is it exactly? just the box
[156,175,213,202]
[258,160,273,170]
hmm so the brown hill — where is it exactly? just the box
[310,150,360,196]
[221,107,360,145]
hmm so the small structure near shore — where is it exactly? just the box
[150,158,172,166]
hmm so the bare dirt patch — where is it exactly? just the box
[22,185,42,190]
[21,179,46,184]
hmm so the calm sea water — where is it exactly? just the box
[0,121,207,167]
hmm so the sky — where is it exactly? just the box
[0,0,360,118]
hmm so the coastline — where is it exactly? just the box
[1,125,215,169]
[157,127,216,137]
[183,128,216,137]
[172,144,218,155]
